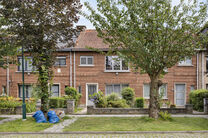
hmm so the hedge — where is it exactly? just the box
[135,97,144,108]
[49,97,67,108]
[189,89,208,111]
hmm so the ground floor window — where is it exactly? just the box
[19,85,32,98]
[206,84,208,90]
[105,84,129,97]
[50,84,59,97]
[143,84,167,99]
[1,86,6,96]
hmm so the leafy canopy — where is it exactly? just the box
[84,0,208,76]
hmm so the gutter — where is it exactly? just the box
[197,53,199,89]
[70,49,72,87]
[74,51,76,88]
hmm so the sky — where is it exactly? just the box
[76,0,207,29]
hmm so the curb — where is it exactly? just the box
[1,131,208,135]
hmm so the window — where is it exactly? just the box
[50,84,59,97]
[206,84,208,89]
[105,56,128,71]
[19,85,32,98]
[78,86,82,94]
[80,56,93,66]
[105,84,129,97]
[18,57,34,71]
[54,57,66,66]
[2,86,6,96]
[178,57,192,66]
[143,84,167,99]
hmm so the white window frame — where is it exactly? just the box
[105,56,129,72]
[19,84,33,98]
[49,83,61,97]
[174,83,186,106]
[143,83,168,99]
[80,56,94,66]
[178,57,193,66]
[86,83,98,106]
[54,56,66,66]
[18,56,35,72]
[105,84,129,97]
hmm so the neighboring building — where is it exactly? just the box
[0,29,198,107]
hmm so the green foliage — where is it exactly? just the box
[170,104,176,108]
[135,97,144,108]
[0,0,82,114]
[141,116,155,122]
[107,99,129,108]
[106,93,129,108]
[189,89,208,111]
[121,87,135,106]
[159,111,172,121]
[84,0,208,118]
[106,93,120,102]
[90,91,107,108]
[26,101,36,113]
[64,87,81,107]
[49,97,67,108]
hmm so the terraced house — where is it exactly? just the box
[0,28,204,107]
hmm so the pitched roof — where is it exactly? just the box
[73,29,109,51]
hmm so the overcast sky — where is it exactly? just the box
[76,0,207,29]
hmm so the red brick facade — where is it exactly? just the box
[0,30,197,107]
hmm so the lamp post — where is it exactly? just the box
[21,45,26,120]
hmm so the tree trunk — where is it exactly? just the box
[38,66,50,115]
[149,75,160,119]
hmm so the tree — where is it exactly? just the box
[0,0,82,114]
[0,16,18,68]
[84,0,208,118]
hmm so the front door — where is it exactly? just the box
[175,84,186,106]
[86,84,98,106]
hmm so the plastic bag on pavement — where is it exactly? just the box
[32,110,47,123]
[47,110,60,123]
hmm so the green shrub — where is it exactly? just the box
[189,89,208,111]
[26,101,36,113]
[65,87,81,107]
[106,93,129,108]
[121,87,135,106]
[135,97,144,108]
[107,99,129,108]
[170,104,176,108]
[106,93,120,102]
[90,91,107,108]
[49,97,66,108]
[159,111,172,121]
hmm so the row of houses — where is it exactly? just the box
[0,28,207,107]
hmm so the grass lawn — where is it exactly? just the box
[64,117,208,131]
[0,117,6,121]
[0,117,54,132]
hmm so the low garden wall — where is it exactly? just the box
[0,106,22,115]
[87,104,193,114]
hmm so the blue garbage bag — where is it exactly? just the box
[47,110,60,123]
[32,110,47,123]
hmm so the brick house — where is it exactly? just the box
[0,29,198,107]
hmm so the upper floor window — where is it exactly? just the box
[54,56,66,66]
[80,56,93,66]
[105,84,129,97]
[143,83,167,99]
[105,56,128,72]
[18,57,34,72]
[178,57,192,66]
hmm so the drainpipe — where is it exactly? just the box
[74,51,76,88]
[70,50,72,87]
[197,53,199,89]
[202,52,204,89]
[6,57,9,96]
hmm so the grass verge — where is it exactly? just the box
[0,117,6,121]
[0,117,53,132]
[64,117,208,131]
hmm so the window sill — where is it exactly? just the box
[16,71,38,73]
[177,64,194,67]
[79,65,94,67]
[54,65,67,67]
[144,97,168,100]
[104,70,130,73]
